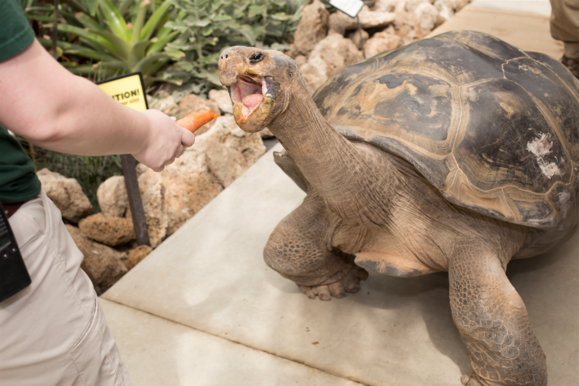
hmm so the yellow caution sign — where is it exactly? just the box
[97,72,148,111]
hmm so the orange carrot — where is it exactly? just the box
[176,110,219,133]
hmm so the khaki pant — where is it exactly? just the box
[0,190,130,386]
[550,0,579,58]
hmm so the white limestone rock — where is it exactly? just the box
[208,89,233,115]
[293,0,329,55]
[364,31,402,57]
[136,169,168,248]
[97,176,129,218]
[300,34,364,95]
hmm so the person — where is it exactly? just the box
[0,0,195,385]
[550,0,579,77]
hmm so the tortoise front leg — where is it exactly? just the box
[264,193,368,300]
[450,241,547,386]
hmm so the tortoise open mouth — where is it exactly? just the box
[230,75,266,119]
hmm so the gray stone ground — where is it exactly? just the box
[102,143,578,385]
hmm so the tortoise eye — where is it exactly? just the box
[249,52,264,64]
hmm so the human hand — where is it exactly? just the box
[133,109,196,172]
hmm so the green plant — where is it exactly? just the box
[20,137,124,211]
[164,0,304,100]
[26,0,181,86]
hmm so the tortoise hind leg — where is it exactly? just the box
[450,240,547,386]
[264,193,368,301]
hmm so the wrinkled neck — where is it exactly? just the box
[269,88,359,189]
[268,86,395,227]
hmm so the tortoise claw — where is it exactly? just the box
[328,282,347,298]
[298,285,316,299]
[297,266,368,301]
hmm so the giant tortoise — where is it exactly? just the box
[218,31,579,385]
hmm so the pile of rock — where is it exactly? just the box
[288,0,472,94]
[38,91,265,291]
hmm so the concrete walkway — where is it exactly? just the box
[101,1,577,385]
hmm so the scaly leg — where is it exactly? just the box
[450,241,547,386]
[264,193,368,301]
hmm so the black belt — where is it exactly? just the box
[3,201,27,219]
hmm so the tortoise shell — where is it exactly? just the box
[311,31,579,230]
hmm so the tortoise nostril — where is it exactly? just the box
[225,54,229,58]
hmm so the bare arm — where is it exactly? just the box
[0,40,195,171]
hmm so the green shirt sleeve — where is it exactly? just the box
[0,0,35,63]
[0,0,41,203]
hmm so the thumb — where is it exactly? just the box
[180,127,196,147]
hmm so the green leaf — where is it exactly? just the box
[213,14,232,22]
[134,52,170,74]
[81,0,99,16]
[128,40,150,66]
[57,24,116,54]
[140,0,172,41]
[165,49,185,60]
[66,49,117,62]
[232,24,257,45]
[165,21,189,32]
[196,68,221,86]
[146,75,183,86]
[172,82,206,103]
[268,43,292,52]
[174,61,193,71]
[147,31,179,54]
[269,12,294,21]
[130,1,148,46]
[248,4,267,18]
[25,14,57,22]
[165,40,196,51]
[92,29,132,59]
[187,18,210,28]
[99,0,128,41]
[67,65,98,75]
[75,12,106,32]
[117,0,134,15]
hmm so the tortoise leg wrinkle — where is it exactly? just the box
[264,194,368,301]
[450,241,547,386]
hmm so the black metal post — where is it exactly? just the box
[121,154,151,246]
[51,0,58,59]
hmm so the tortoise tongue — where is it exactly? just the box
[241,94,264,118]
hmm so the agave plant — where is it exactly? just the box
[51,0,182,86]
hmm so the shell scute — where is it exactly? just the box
[312,31,579,229]
[502,56,579,161]
[457,78,569,193]
[526,51,579,91]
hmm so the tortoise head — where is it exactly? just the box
[218,46,300,133]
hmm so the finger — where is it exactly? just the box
[180,127,196,147]
[164,155,176,167]
[175,144,184,159]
